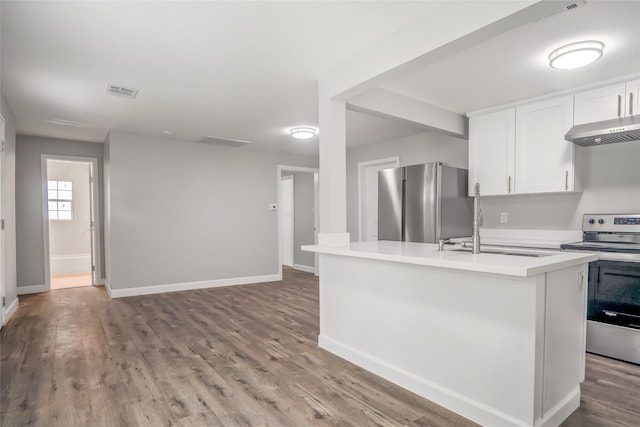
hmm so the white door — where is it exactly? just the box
[468,108,515,196]
[280,175,294,267]
[358,157,400,242]
[515,95,574,193]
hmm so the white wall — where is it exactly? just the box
[105,131,317,292]
[346,131,469,241]
[480,141,640,230]
[47,160,92,256]
[15,135,104,288]
[1,92,18,314]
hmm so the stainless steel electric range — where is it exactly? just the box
[561,214,640,365]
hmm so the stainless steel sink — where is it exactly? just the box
[447,247,554,257]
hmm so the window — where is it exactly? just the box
[48,180,73,220]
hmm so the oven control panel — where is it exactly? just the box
[583,214,640,232]
[614,217,639,225]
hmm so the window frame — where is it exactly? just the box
[47,179,74,221]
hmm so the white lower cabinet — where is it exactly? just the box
[469,95,575,195]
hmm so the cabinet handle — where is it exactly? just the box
[508,176,512,193]
[630,92,634,115]
[618,95,622,117]
[565,170,569,191]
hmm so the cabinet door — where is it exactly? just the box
[574,83,626,125]
[515,95,574,194]
[626,79,640,117]
[468,108,515,196]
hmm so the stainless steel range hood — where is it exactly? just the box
[565,115,640,146]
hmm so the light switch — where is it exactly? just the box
[500,212,508,224]
[269,203,277,211]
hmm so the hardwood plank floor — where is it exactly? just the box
[2,268,639,426]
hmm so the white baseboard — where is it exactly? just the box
[318,334,529,427]
[17,284,47,295]
[94,278,105,286]
[108,274,281,299]
[3,298,19,325]
[104,280,113,297]
[536,387,580,427]
[292,264,316,274]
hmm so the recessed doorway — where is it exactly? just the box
[42,156,100,290]
[277,165,319,277]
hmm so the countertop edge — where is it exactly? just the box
[302,243,597,278]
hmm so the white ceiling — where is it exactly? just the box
[2,1,639,156]
[1,1,439,155]
[382,0,640,115]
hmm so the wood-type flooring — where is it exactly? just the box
[1,268,639,426]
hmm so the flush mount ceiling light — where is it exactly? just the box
[290,127,316,139]
[548,40,604,70]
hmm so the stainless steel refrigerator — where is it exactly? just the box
[377,162,473,243]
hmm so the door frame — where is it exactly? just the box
[41,155,102,290]
[357,156,400,242]
[0,114,4,325]
[280,174,295,267]
[276,165,319,278]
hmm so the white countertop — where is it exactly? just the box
[302,240,596,277]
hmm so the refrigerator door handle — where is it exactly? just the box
[435,163,442,242]
[401,176,407,242]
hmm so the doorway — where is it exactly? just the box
[357,157,400,241]
[42,156,100,290]
[280,174,294,267]
[277,165,319,277]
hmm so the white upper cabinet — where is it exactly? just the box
[574,79,640,125]
[468,108,515,196]
[626,79,640,118]
[468,75,639,196]
[515,95,575,194]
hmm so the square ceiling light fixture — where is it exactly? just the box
[290,127,317,139]
[549,40,604,70]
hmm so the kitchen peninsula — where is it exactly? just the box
[302,241,596,427]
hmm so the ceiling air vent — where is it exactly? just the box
[530,0,585,24]
[201,135,252,146]
[45,118,89,128]
[106,84,139,99]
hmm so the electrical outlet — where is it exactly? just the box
[500,212,508,224]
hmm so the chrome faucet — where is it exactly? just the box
[472,182,482,254]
